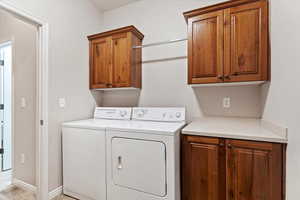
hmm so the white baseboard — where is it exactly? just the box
[12,178,37,193]
[48,186,63,200]
[12,179,62,200]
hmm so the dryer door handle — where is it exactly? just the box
[117,156,123,170]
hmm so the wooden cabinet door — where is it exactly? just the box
[224,1,268,82]
[226,140,283,200]
[112,33,131,87]
[182,136,226,200]
[187,10,224,84]
[90,37,112,89]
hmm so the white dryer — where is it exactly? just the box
[106,107,186,200]
[62,107,132,200]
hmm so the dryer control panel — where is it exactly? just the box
[132,107,186,122]
[94,107,132,120]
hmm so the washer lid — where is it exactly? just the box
[62,119,118,130]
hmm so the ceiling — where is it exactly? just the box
[90,0,140,11]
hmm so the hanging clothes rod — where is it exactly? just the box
[132,38,188,49]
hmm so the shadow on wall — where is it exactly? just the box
[93,84,271,120]
[260,82,270,117]
[193,85,263,118]
[98,90,140,107]
[90,90,103,106]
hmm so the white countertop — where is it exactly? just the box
[182,117,288,143]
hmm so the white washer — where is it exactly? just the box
[106,107,186,200]
[62,107,132,200]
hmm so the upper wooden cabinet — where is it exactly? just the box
[184,0,269,84]
[88,26,144,89]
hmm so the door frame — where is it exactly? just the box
[0,2,49,200]
[0,39,13,173]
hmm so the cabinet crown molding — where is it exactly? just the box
[183,0,266,22]
[87,25,144,40]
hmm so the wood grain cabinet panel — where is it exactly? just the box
[224,1,268,82]
[184,0,269,85]
[88,26,144,89]
[188,11,224,84]
[182,136,226,200]
[112,33,131,87]
[90,37,111,89]
[181,135,286,200]
[227,140,284,200]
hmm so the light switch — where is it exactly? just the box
[59,98,66,108]
[21,153,25,164]
[21,97,26,108]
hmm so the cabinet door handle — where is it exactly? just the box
[224,75,231,80]
[232,72,239,76]
[117,156,122,170]
[217,75,224,81]
[219,143,225,147]
[227,144,232,148]
[229,189,234,200]
[96,45,100,56]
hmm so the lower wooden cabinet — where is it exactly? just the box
[181,135,286,200]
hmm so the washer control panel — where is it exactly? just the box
[94,107,132,120]
[132,107,186,122]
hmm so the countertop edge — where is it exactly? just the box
[181,130,288,144]
[261,119,288,140]
[181,117,288,144]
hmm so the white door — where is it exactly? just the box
[112,137,167,197]
[0,43,12,172]
[62,127,106,200]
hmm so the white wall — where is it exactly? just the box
[2,0,103,191]
[261,0,300,198]
[3,0,299,197]
[0,9,36,185]
[100,0,262,121]
[101,0,300,198]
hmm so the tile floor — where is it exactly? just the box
[0,186,35,200]
[0,184,75,200]
[0,170,76,200]
[0,171,12,192]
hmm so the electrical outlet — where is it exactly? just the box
[21,154,25,164]
[223,97,231,108]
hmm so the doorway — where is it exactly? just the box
[0,41,12,190]
[0,1,49,198]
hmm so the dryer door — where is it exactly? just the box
[112,137,166,197]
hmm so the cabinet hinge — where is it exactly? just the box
[0,60,4,66]
[0,138,3,154]
[40,120,44,126]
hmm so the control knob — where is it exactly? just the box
[175,112,181,118]
[120,110,127,117]
[137,109,146,117]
